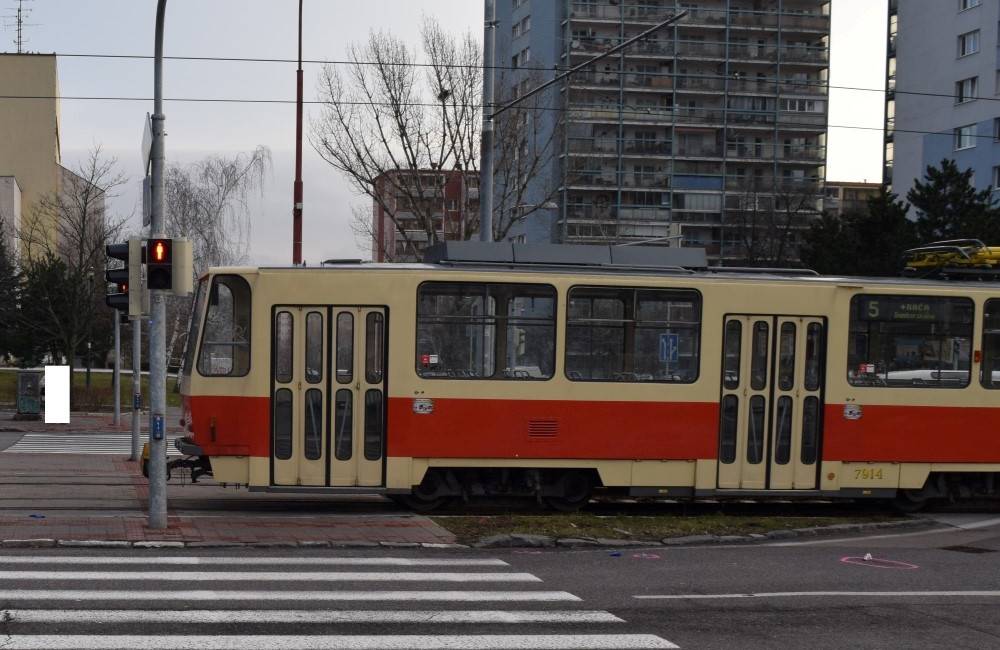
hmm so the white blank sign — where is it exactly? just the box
[44,366,69,424]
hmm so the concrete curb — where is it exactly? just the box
[0,519,933,551]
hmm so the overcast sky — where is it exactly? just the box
[5,0,887,265]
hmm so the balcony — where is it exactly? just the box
[676,145,724,159]
[676,40,728,59]
[729,44,779,62]
[725,175,823,194]
[569,70,674,90]
[781,46,830,65]
[676,75,727,93]
[777,112,827,128]
[727,143,826,162]
[567,137,672,157]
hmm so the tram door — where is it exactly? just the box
[270,306,387,487]
[717,315,825,490]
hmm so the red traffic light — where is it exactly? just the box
[147,238,173,290]
[150,239,170,263]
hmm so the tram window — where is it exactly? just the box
[778,322,796,391]
[847,295,973,388]
[565,287,701,383]
[801,396,820,465]
[719,395,738,464]
[804,323,823,391]
[305,312,323,384]
[723,320,741,390]
[303,389,323,460]
[336,313,354,385]
[747,395,766,464]
[334,389,353,461]
[982,300,1000,389]
[197,275,252,377]
[364,389,384,461]
[416,282,556,380]
[750,321,769,391]
[273,312,293,384]
[273,388,293,460]
[366,313,385,384]
[774,396,793,465]
[182,279,207,379]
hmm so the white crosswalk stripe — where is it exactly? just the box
[3,432,183,455]
[0,553,680,649]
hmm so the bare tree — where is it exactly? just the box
[730,177,820,266]
[311,17,558,260]
[163,147,271,367]
[17,147,128,393]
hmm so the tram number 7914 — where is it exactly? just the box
[854,468,884,481]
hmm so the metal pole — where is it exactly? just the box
[112,310,120,426]
[478,0,496,242]
[130,317,141,461]
[148,0,169,530]
[292,0,304,264]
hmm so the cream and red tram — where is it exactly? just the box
[174,244,1000,511]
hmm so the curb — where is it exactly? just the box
[473,518,938,549]
[0,539,470,549]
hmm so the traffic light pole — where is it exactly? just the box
[113,311,121,426]
[148,0,169,530]
[130,317,141,462]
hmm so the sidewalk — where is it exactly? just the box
[0,409,176,434]
[0,453,457,547]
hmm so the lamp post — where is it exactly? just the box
[292,0,304,265]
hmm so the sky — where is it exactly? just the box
[4,0,888,265]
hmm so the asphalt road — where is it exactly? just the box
[0,516,999,648]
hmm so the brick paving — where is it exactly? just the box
[0,452,456,546]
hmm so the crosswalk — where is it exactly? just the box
[0,553,679,649]
[3,432,183,455]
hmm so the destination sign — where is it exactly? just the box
[855,296,973,324]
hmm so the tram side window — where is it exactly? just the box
[847,294,973,388]
[197,275,252,377]
[565,287,701,383]
[416,282,556,380]
[982,299,1000,389]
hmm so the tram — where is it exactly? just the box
[169,242,1000,511]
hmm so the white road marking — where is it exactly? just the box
[635,590,1000,600]
[0,556,509,567]
[4,433,182,455]
[0,571,540,583]
[3,609,625,624]
[0,589,581,602]
[0,635,679,649]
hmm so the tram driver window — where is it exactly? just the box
[197,275,252,377]
[847,295,973,388]
[416,282,556,380]
[982,299,1000,389]
[565,287,701,383]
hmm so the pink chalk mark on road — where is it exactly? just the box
[841,556,920,570]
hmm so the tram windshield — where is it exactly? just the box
[181,278,208,379]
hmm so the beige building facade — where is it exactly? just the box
[0,53,63,257]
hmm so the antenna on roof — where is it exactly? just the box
[3,0,37,54]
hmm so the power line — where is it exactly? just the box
[21,50,965,104]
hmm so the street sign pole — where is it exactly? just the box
[130,316,142,462]
[147,0,169,530]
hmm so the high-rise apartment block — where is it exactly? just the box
[494,0,831,261]
[885,0,1000,203]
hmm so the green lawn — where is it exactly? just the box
[0,368,182,410]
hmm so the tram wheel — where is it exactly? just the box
[392,471,453,512]
[891,489,929,513]
[543,472,593,512]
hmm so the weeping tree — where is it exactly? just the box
[311,17,558,261]
[162,147,271,367]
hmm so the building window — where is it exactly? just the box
[565,287,701,383]
[954,124,976,150]
[955,76,978,103]
[416,282,556,380]
[958,30,980,57]
[847,295,974,388]
[959,0,981,10]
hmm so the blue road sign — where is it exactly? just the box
[151,414,165,441]
[659,333,679,363]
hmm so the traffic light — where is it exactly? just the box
[105,239,147,317]
[145,237,194,296]
[147,238,172,290]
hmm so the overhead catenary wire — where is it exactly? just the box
[27,50,991,105]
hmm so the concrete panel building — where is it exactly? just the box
[493,0,831,262]
[0,53,64,257]
[884,0,1000,202]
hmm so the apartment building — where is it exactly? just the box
[371,169,480,262]
[885,0,1000,201]
[494,0,831,261]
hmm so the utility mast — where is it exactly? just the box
[4,0,36,53]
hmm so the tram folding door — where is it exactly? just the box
[717,315,825,490]
[271,306,387,488]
